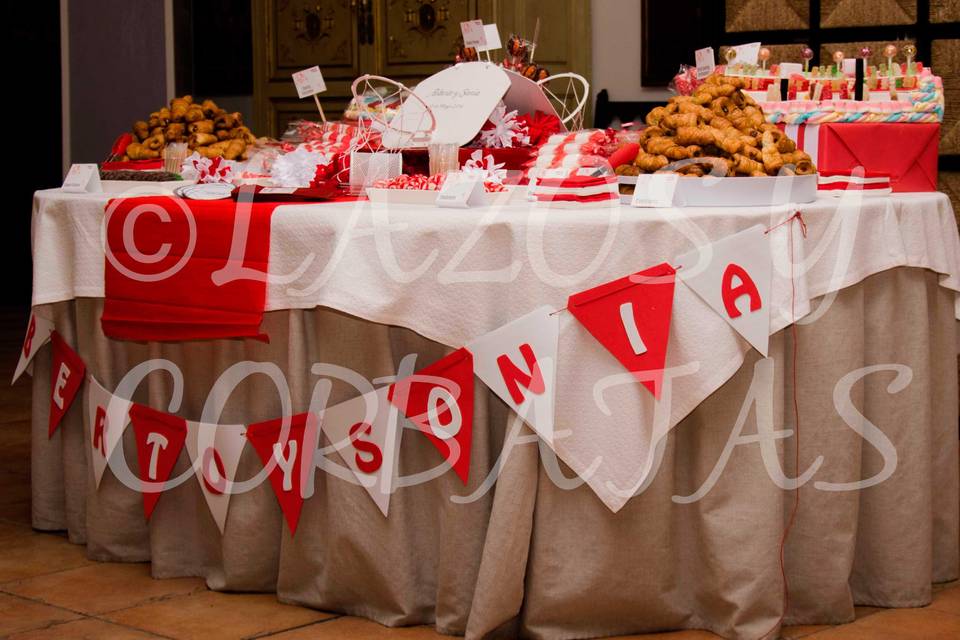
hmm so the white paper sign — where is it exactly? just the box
[729,42,762,66]
[86,377,132,489]
[695,47,715,79]
[779,62,802,78]
[466,305,559,445]
[460,19,487,48]
[185,421,247,534]
[674,224,772,356]
[292,66,327,99]
[631,173,679,208]
[13,312,55,384]
[62,164,101,193]
[437,172,488,208]
[479,24,502,52]
[383,62,511,148]
[320,386,402,517]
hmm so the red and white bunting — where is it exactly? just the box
[13,312,55,384]
[466,305,559,445]
[568,263,676,398]
[675,224,772,356]
[86,376,132,488]
[389,348,474,485]
[185,420,247,534]
[245,413,319,535]
[320,386,401,516]
[130,404,188,520]
[48,332,86,438]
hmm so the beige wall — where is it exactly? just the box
[590,0,672,101]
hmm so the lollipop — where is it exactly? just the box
[832,49,844,75]
[758,47,770,70]
[860,46,872,59]
[801,46,814,72]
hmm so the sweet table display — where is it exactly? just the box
[23,35,960,640]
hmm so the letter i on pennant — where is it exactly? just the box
[568,263,676,398]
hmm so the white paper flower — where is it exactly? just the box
[479,103,530,148]
[461,149,507,184]
[270,144,333,187]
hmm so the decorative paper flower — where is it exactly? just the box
[479,103,530,148]
[270,144,334,187]
[462,149,507,185]
[516,111,562,147]
[181,153,237,184]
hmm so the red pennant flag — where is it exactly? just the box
[245,413,316,535]
[130,404,188,520]
[388,348,475,485]
[48,332,86,438]
[568,263,676,398]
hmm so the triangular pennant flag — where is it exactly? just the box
[13,312,55,384]
[130,404,188,520]
[245,413,318,535]
[675,224,772,356]
[466,306,559,445]
[388,348,474,484]
[320,386,401,516]
[48,332,86,438]
[86,376,132,488]
[568,263,676,398]
[185,420,246,534]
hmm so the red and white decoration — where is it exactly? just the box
[466,306,559,446]
[675,225,773,357]
[185,420,247,534]
[130,403,188,520]
[13,311,54,383]
[48,332,86,438]
[818,170,892,196]
[320,387,402,517]
[86,376,132,489]
[568,263,676,398]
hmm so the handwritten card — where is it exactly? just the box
[292,66,327,99]
[437,172,488,208]
[478,24,502,52]
[460,20,487,49]
[695,47,715,79]
[61,164,101,193]
[630,174,679,208]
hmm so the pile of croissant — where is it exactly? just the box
[617,75,815,177]
[124,96,257,161]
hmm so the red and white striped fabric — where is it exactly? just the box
[530,173,619,206]
[817,170,892,196]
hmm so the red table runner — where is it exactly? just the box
[102,196,281,342]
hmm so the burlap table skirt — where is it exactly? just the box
[29,267,959,639]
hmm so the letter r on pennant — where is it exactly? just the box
[496,343,545,404]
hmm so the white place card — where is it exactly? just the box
[729,42,761,66]
[695,47,715,79]
[293,66,327,99]
[437,172,488,208]
[260,187,298,194]
[62,164,101,193]
[779,62,802,78]
[460,20,487,49]
[630,174,679,208]
[478,24,502,52]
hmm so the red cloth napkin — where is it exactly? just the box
[102,196,282,342]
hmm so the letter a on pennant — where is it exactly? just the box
[466,306,559,445]
[388,348,474,484]
[48,332,86,438]
[568,263,676,398]
[130,403,188,520]
[245,413,318,535]
[675,224,772,356]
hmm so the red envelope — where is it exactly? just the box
[817,123,939,193]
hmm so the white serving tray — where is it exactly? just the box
[618,174,817,207]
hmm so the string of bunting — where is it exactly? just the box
[14,214,805,537]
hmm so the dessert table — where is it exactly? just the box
[27,183,960,639]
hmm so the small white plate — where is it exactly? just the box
[174,183,236,200]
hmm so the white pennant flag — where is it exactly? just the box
[184,421,247,534]
[86,376,132,488]
[319,386,402,516]
[13,312,55,384]
[675,224,772,356]
[466,305,559,445]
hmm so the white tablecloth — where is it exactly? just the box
[31,185,960,511]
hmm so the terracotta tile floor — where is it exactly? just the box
[0,307,957,639]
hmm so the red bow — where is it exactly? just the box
[518,111,562,147]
